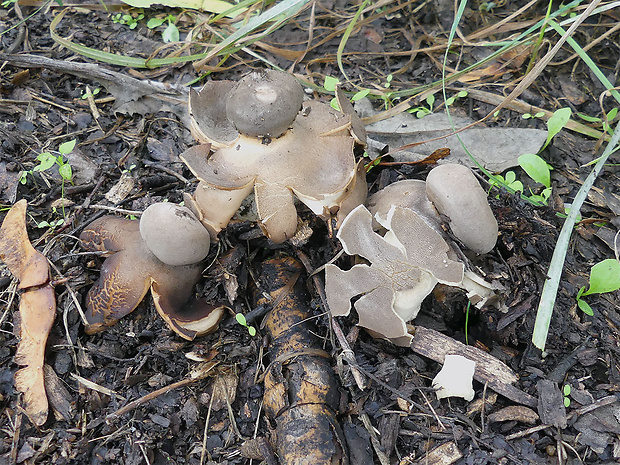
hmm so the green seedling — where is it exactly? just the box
[445,90,468,107]
[363,153,382,173]
[577,107,618,135]
[408,94,435,119]
[235,313,256,337]
[81,87,101,99]
[522,111,545,119]
[505,107,571,205]
[112,11,144,29]
[542,107,572,151]
[489,171,524,197]
[576,258,620,316]
[37,218,65,230]
[20,139,75,185]
[563,384,571,407]
[323,76,370,111]
[147,15,179,43]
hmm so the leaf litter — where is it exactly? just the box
[0,0,620,463]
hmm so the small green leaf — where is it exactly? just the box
[162,22,179,42]
[576,112,601,123]
[505,171,516,184]
[563,384,571,396]
[544,107,571,149]
[235,313,247,326]
[59,139,76,154]
[445,97,455,106]
[323,76,340,92]
[577,298,594,316]
[416,109,430,119]
[576,286,585,299]
[426,94,435,107]
[351,89,370,101]
[330,97,340,111]
[248,326,256,336]
[582,259,620,296]
[510,180,524,193]
[59,163,73,181]
[563,397,571,408]
[35,153,57,172]
[534,111,545,118]
[607,107,618,121]
[457,90,468,98]
[518,153,551,187]
[147,17,165,28]
[522,113,532,119]
[19,172,28,184]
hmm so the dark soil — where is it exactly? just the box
[1,1,619,464]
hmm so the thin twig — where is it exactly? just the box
[106,362,218,421]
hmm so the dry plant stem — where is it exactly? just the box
[462,88,607,140]
[71,373,126,400]
[360,412,390,465]
[89,204,143,216]
[9,410,22,464]
[296,250,366,390]
[551,21,620,66]
[200,390,215,465]
[392,0,603,155]
[106,362,218,421]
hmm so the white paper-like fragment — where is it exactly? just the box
[432,354,476,401]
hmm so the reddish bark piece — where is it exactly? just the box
[0,199,56,426]
[80,216,225,339]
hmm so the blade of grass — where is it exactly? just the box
[524,0,553,75]
[51,0,309,69]
[51,9,211,68]
[532,121,620,350]
[548,20,620,105]
[383,0,585,101]
[0,0,54,37]
[193,0,311,70]
[336,0,369,83]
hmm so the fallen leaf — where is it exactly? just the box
[360,104,548,172]
[0,200,55,425]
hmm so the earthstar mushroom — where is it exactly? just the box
[80,214,225,340]
[181,69,367,243]
[326,164,499,344]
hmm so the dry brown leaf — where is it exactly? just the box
[0,200,55,426]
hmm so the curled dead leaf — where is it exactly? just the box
[0,200,55,426]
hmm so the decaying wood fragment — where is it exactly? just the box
[415,441,462,465]
[410,326,537,408]
[255,257,348,465]
[0,200,56,425]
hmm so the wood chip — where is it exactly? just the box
[415,441,462,465]
[487,405,539,424]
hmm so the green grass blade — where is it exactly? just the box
[532,121,620,350]
[195,0,311,66]
[548,20,620,105]
[337,0,369,82]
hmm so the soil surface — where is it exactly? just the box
[0,1,619,464]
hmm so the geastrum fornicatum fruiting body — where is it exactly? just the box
[180,69,367,243]
[80,205,226,340]
[325,164,498,345]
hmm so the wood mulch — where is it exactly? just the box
[0,1,619,464]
